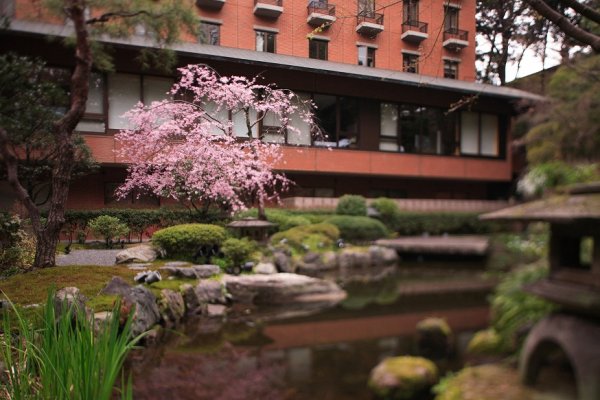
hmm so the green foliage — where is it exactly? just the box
[270,223,340,253]
[487,231,548,272]
[466,329,504,356]
[392,212,499,235]
[152,223,227,259]
[490,262,556,353]
[221,237,256,267]
[335,195,367,216]
[62,208,207,244]
[0,54,98,206]
[0,290,138,399]
[525,55,600,164]
[279,215,311,231]
[0,213,35,275]
[326,216,388,242]
[517,161,599,198]
[88,215,129,248]
[369,356,438,400]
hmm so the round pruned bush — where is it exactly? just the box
[279,215,311,231]
[221,237,256,268]
[270,223,340,253]
[336,195,367,216]
[88,215,129,248]
[371,197,401,230]
[152,223,227,259]
[326,216,388,242]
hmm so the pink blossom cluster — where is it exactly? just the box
[115,64,316,213]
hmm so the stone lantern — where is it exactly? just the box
[481,182,600,400]
[226,218,276,242]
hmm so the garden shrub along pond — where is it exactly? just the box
[152,224,227,260]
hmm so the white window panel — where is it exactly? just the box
[480,113,499,156]
[380,103,398,137]
[460,111,479,155]
[232,108,258,138]
[143,76,173,104]
[108,73,140,129]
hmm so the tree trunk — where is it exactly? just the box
[34,229,61,268]
[257,196,267,221]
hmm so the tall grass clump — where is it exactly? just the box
[0,289,140,399]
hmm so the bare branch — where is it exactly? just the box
[558,0,600,25]
[85,10,158,25]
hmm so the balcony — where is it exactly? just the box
[254,0,283,19]
[196,0,225,10]
[443,28,469,50]
[401,20,428,43]
[356,10,384,36]
[307,1,336,27]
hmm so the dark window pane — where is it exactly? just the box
[256,31,276,53]
[199,22,220,45]
[403,53,418,73]
[403,0,419,23]
[444,61,459,79]
[444,7,459,31]
[339,97,359,148]
[309,39,328,60]
[313,94,337,145]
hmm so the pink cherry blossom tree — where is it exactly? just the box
[115,64,316,219]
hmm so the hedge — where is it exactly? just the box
[389,212,500,235]
[326,216,388,242]
[62,208,214,243]
[152,224,228,259]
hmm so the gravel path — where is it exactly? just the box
[56,249,121,266]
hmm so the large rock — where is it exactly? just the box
[416,317,453,359]
[369,246,399,266]
[115,245,158,264]
[254,262,278,275]
[159,266,197,279]
[181,280,227,315]
[273,251,293,273]
[192,264,221,278]
[338,250,371,269]
[368,356,438,400]
[126,285,161,337]
[158,289,185,326]
[100,276,132,297]
[223,273,346,306]
[54,287,88,318]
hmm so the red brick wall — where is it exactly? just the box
[13,0,477,81]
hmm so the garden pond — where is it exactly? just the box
[129,260,492,400]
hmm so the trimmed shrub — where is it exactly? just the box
[0,213,35,275]
[390,212,499,235]
[279,215,311,231]
[270,223,340,253]
[466,329,504,356]
[87,215,129,248]
[336,195,367,216]
[152,223,227,259]
[221,237,256,268]
[326,216,388,242]
[371,197,401,230]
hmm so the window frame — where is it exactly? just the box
[403,0,419,23]
[308,39,328,60]
[402,52,419,73]
[443,60,459,79]
[357,45,376,67]
[198,21,221,46]
[256,30,276,53]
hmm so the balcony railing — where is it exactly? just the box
[443,27,468,42]
[254,0,283,18]
[308,1,335,16]
[196,0,225,10]
[357,10,383,26]
[356,10,384,36]
[307,1,336,26]
[402,20,427,33]
[401,20,428,43]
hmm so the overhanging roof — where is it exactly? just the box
[7,20,545,102]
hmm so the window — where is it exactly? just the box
[199,22,220,45]
[403,0,418,23]
[444,60,459,79]
[309,39,328,60]
[403,53,418,73]
[256,30,276,53]
[358,0,375,16]
[460,112,499,157]
[108,74,173,130]
[313,95,359,148]
[358,46,375,67]
[444,6,459,32]
[379,103,458,155]
[104,182,159,206]
[76,73,106,133]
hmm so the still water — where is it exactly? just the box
[131,263,491,400]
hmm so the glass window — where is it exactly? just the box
[444,60,459,79]
[403,53,418,73]
[358,46,375,67]
[232,108,258,138]
[444,6,459,31]
[313,94,337,146]
[76,72,106,133]
[339,97,359,148]
[309,39,328,60]
[397,106,457,155]
[460,111,479,155]
[256,31,276,53]
[403,0,419,23]
[380,103,399,151]
[480,114,499,156]
[358,0,375,15]
[199,22,220,45]
[143,76,173,104]
[262,111,285,143]
[108,73,140,129]
[288,93,312,146]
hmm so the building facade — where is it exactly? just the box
[0,0,540,210]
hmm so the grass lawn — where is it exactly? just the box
[0,266,137,305]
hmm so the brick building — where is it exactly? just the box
[0,0,541,210]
